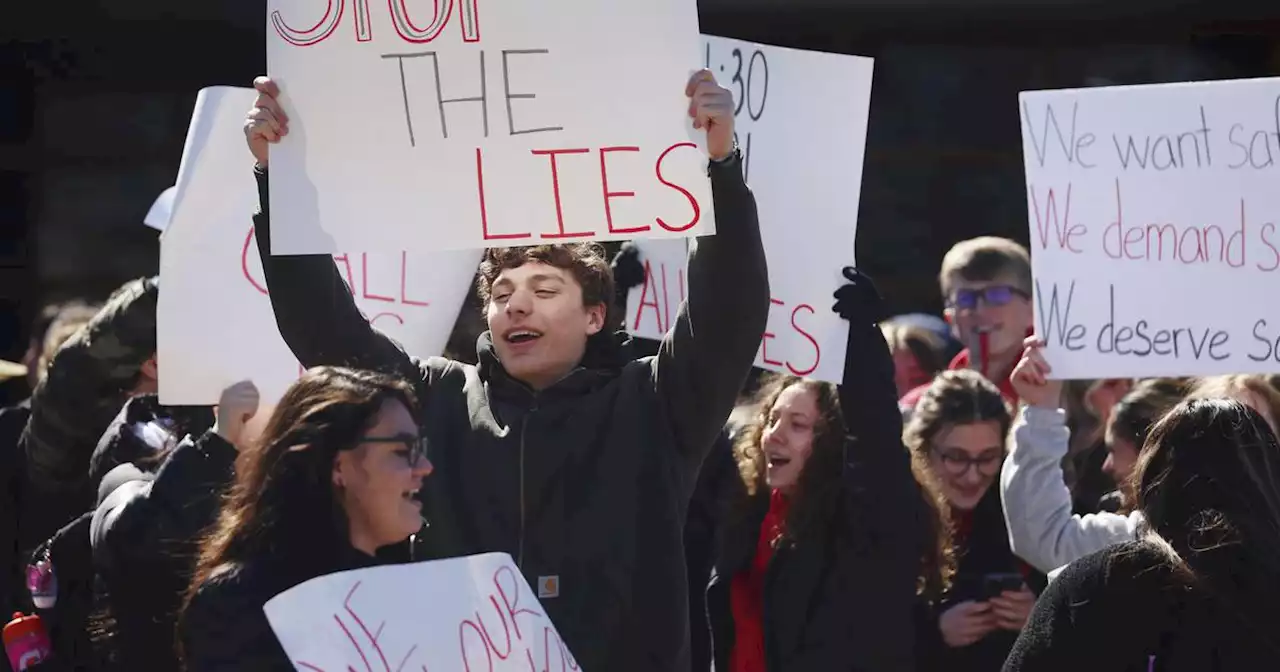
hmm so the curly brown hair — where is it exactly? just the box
[476,244,614,321]
[734,374,953,598]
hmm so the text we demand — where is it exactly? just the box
[1017,77,1280,378]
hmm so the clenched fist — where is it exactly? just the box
[214,379,261,450]
[1010,336,1063,410]
[686,69,735,161]
[244,76,290,168]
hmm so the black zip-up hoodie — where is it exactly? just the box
[249,151,769,671]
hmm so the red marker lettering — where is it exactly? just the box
[477,147,531,241]
[241,227,268,295]
[400,251,430,307]
[272,0,479,47]
[473,599,513,659]
[458,619,492,672]
[1028,183,1086,253]
[599,146,648,234]
[1258,222,1280,272]
[271,0,346,46]
[369,312,405,329]
[333,253,356,294]
[787,304,820,376]
[654,142,701,232]
[361,253,395,303]
[632,260,664,333]
[494,566,542,641]
[533,148,594,240]
[759,298,785,367]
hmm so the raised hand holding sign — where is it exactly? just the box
[262,0,713,254]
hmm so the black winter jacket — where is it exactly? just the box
[87,394,215,492]
[17,278,158,556]
[915,486,1046,671]
[181,545,383,671]
[250,150,769,672]
[90,429,238,672]
[1005,541,1280,670]
[706,283,926,671]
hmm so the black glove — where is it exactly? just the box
[831,266,887,324]
[611,243,647,299]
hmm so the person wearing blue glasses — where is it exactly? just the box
[901,237,1035,414]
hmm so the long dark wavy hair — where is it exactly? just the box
[1128,398,1280,622]
[180,367,418,627]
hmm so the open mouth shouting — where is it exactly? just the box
[402,487,422,508]
[503,328,543,351]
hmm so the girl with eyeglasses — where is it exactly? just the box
[906,369,1044,671]
[179,367,433,671]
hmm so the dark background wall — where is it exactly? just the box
[3,0,1278,404]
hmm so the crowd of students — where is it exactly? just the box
[2,68,1279,672]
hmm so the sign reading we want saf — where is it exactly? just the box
[1022,76,1280,378]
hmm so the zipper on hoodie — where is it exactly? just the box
[517,399,538,570]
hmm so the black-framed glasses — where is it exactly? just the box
[948,285,1030,311]
[360,433,429,465]
[933,449,1002,477]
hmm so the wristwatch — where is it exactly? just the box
[710,143,741,166]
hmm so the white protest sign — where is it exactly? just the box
[1021,77,1280,378]
[158,86,481,405]
[265,0,712,254]
[144,186,176,232]
[264,553,581,671]
[624,238,688,341]
[623,37,871,383]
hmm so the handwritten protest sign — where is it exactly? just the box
[157,87,480,405]
[265,0,711,254]
[624,238,687,341]
[624,37,871,383]
[1022,77,1280,378]
[264,553,581,671]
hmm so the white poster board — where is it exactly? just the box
[1021,77,1280,378]
[624,238,688,341]
[622,37,872,383]
[264,553,581,671]
[158,87,481,405]
[265,0,712,254]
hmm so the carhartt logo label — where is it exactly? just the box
[538,575,560,599]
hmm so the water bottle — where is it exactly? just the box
[3,612,52,671]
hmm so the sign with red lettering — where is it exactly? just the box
[264,553,581,671]
[624,37,872,384]
[158,87,480,405]
[625,238,687,341]
[1022,78,1280,377]
[265,0,711,254]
